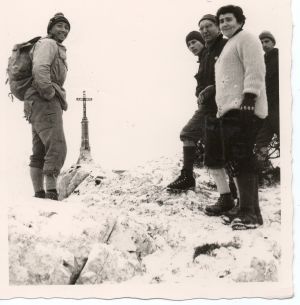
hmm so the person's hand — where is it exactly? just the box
[240,93,256,124]
[197,85,215,107]
[24,100,34,123]
[240,93,256,112]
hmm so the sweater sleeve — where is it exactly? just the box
[237,33,266,97]
[32,39,58,100]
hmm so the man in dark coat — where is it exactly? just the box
[256,31,279,157]
[167,15,236,216]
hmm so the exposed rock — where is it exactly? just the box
[77,243,143,284]
[234,257,278,282]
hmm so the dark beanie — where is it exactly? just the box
[259,31,276,45]
[186,31,205,46]
[198,14,218,25]
[47,13,70,34]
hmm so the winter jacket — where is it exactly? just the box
[215,30,268,119]
[194,34,227,115]
[265,48,279,116]
[25,37,68,111]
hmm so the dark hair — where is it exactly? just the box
[216,5,246,27]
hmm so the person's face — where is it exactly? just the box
[187,39,204,56]
[198,20,220,43]
[49,22,70,43]
[261,38,275,53]
[218,13,242,38]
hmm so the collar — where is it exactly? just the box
[265,47,278,57]
[46,35,65,46]
[228,27,243,40]
[206,33,224,50]
[197,47,206,62]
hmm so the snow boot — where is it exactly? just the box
[205,193,235,216]
[45,189,58,201]
[167,169,195,192]
[34,190,46,198]
[221,198,240,224]
[231,171,261,230]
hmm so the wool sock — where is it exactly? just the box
[45,174,57,191]
[183,145,196,173]
[209,168,230,194]
[30,167,44,193]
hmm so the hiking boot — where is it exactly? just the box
[221,199,240,224]
[167,169,195,192]
[205,193,235,216]
[232,170,262,230]
[45,189,58,201]
[34,190,46,199]
[231,213,260,230]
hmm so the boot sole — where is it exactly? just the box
[231,217,261,230]
[166,187,195,194]
[231,223,260,230]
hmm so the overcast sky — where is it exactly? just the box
[0,0,291,173]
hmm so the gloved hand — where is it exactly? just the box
[240,93,256,124]
[240,93,256,111]
[240,93,256,141]
[197,85,215,108]
[24,100,34,123]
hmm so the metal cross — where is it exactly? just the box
[76,90,93,118]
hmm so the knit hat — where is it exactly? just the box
[198,14,218,25]
[259,31,276,45]
[47,13,70,34]
[186,31,205,46]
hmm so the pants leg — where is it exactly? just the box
[30,94,67,176]
[180,109,206,143]
[30,127,46,169]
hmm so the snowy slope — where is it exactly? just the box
[8,156,281,285]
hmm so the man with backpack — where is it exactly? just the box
[23,13,71,200]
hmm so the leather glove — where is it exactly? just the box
[24,100,34,123]
[197,85,215,108]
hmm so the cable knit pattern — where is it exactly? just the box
[215,30,268,118]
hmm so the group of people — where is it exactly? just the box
[23,6,279,231]
[167,5,279,230]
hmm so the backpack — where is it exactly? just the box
[6,36,41,101]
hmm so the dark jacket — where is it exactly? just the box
[264,48,279,117]
[194,34,227,114]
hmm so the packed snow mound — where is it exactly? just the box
[9,156,281,285]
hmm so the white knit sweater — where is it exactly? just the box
[215,30,268,118]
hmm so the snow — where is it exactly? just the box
[8,155,281,285]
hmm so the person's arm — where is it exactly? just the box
[32,39,57,100]
[237,33,265,113]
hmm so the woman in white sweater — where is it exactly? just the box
[209,5,268,229]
